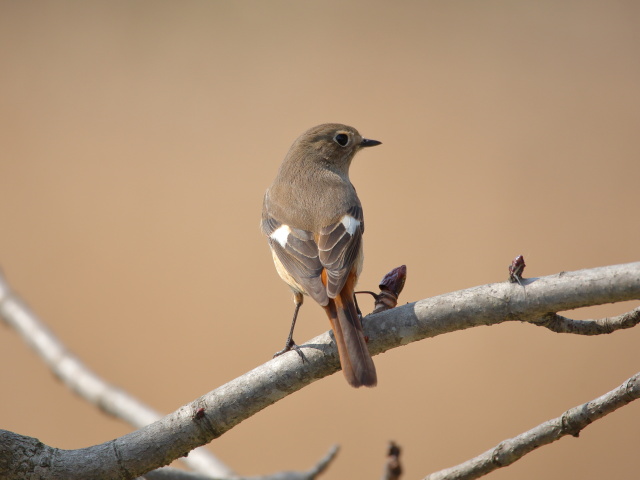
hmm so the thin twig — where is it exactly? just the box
[530,307,640,335]
[138,445,339,480]
[423,372,640,480]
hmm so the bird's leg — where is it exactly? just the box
[353,291,364,317]
[273,292,306,362]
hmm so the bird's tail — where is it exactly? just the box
[325,286,377,388]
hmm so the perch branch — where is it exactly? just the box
[0,262,638,479]
[365,262,640,356]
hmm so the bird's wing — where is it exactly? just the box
[262,215,329,306]
[318,205,364,299]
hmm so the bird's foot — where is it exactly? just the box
[273,339,306,362]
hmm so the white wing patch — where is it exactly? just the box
[270,224,291,248]
[340,215,360,236]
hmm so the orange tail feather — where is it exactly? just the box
[325,279,377,388]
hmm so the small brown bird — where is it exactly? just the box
[261,123,381,387]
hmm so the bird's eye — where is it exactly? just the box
[334,133,349,147]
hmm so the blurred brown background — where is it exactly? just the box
[1,1,639,478]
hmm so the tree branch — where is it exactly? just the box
[423,371,640,480]
[0,270,232,477]
[365,262,640,357]
[139,444,339,480]
[0,262,638,479]
[529,308,640,334]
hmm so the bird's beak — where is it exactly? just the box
[360,138,382,148]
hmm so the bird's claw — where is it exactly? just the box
[273,339,307,363]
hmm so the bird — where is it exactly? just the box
[261,123,381,387]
